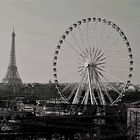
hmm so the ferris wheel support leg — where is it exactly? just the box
[87,67,97,105]
[81,89,90,105]
[97,81,106,105]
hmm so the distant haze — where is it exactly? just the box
[0,1,139,84]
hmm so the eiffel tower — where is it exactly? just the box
[2,29,22,85]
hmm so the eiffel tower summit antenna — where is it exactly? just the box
[2,29,22,85]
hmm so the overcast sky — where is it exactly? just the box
[0,0,139,84]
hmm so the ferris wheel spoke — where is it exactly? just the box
[61,83,74,94]
[93,49,102,61]
[78,57,86,63]
[58,59,78,64]
[99,29,113,51]
[95,70,105,80]
[105,67,128,72]
[78,25,86,50]
[92,48,99,61]
[96,49,103,58]
[101,75,121,95]
[94,52,105,63]
[78,69,87,78]
[58,71,78,83]
[89,47,93,59]
[96,23,106,48]
[72,87,82,104]
[77,62,85,67]
[96,56,107,64]
[85,48,89,55]
[101,73,122,95]
[96,70,121,95]
[96,67,105,74]
[107,83,121,95]
[67,83,79,101]
[77,68,85,74]
[57,92,68,104]
[91,21,97,47]
[107,57,129,63]
[96,61,107,66]
[98,23,107,49]
[95,79,106,105]
[72,71,87,104]
[92,46,95,54]
[96,77,113,103]
[101,82,114,104]
[103,38,118,54]
[70,32,85,54]
[106,49,128,58]
[59,48,82,60]
[77,65,85,69]
[78,66,86,75]
[102,70,125,83]
[86,22,92,49]
[65,40,83,57]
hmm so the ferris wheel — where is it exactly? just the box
[53,17,133,105]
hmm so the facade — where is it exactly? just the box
[2,30,22,85]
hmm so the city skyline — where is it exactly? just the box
[0,1,139,84]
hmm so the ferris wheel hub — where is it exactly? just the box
[84,61,90,68]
